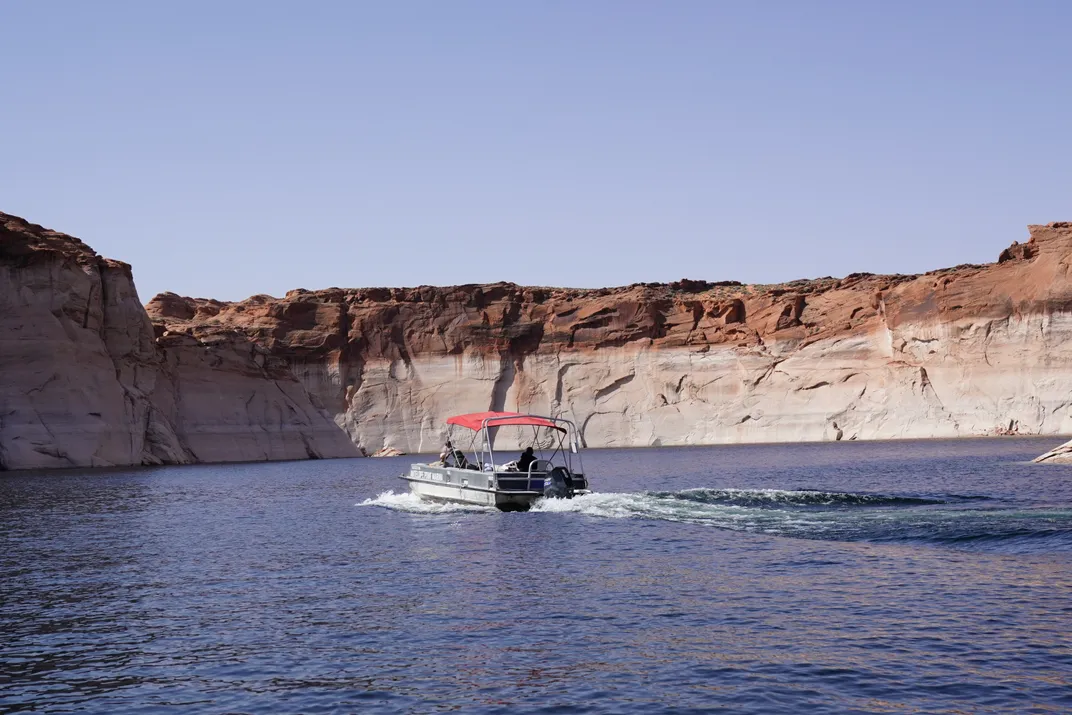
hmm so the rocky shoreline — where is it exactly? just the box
[3,210,1071,470]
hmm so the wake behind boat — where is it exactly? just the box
[400,411,590,511]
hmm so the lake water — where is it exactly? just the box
[2,438,1071,713]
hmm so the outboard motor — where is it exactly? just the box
[544,466,575,499]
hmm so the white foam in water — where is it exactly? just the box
[532,490,892,541]
[531,492,650,518]
[533,491,758,527]
[357,488,1071,551]
[357,490,496,514]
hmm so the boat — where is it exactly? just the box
[400,411,590,511]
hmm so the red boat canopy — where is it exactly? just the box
[446,411,566,433]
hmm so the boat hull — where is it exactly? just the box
[401,463,584,512]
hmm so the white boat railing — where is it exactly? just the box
[470,414,584,477]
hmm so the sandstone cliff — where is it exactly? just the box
[144,222,1072,453]
[0,213,358,470]
[5,209,1069,468]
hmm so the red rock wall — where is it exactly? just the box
[143,222,1072,452]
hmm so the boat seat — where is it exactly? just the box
[498,459,551,473]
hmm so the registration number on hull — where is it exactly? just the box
[410,469,445,482]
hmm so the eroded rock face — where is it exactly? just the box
[0,214,181,468]
[150,327,357,464]
[0,213,357,470]
[145,222,1072,452]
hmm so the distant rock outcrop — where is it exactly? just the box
[1033,439,1072,464]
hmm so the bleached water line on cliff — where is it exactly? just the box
[342,313,1072,453]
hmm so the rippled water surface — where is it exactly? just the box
[3,438,1072,713]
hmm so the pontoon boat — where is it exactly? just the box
[400,411,590,511]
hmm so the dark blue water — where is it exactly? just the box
[2,438,1071,713]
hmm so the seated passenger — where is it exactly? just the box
[517,447,536,472]
[439,440,468,468]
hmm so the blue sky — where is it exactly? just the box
[3,1,1070,302]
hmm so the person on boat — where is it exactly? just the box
[517,447,536,472]
[439,440,468,468]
